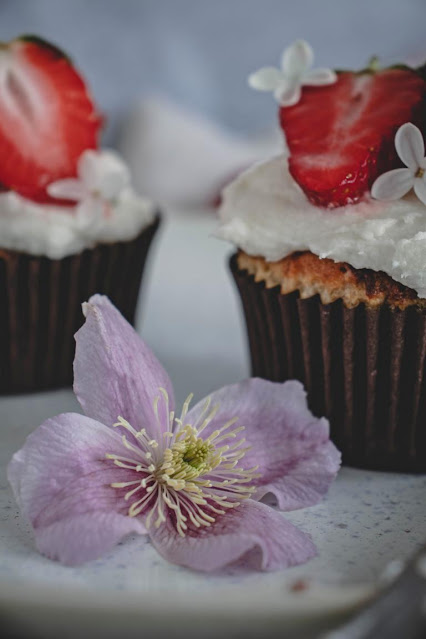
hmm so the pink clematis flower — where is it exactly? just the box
[8,295,340,572]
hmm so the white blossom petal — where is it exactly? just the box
[248,67,284,91]
[77,150,130,200]
[413,176,426,205]
[95,152,130,200]
[281,40,313,76]
[274,82,302,107]
[371,168,414,201]
[395,122,425,170]
[303,68,337,86]
[248,41,331,107]
[78,150,102,191]
[47,179,87,202]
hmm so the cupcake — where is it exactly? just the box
[218,40,426,472]
[0,35,159,393]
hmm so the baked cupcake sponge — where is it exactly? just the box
[232,250,426,472]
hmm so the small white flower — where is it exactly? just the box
[371,123,426,206]
[47,149,130,229]
[248,39,336,107]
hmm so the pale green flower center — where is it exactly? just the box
[107,389,260,537]
[157,429,214,483]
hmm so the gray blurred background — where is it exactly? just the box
[1,0,425,144]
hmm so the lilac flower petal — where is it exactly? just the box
[371,168,414,201]
[248,67,284,91]
[395,122,425,169]
[150,500,316,572]
[413,176,426,205]
[35,512,145,566]
[47,178,87,201]
[8,413,146,564]
[8,413,146,521]
[274,82,301,107]
[7,412,147,564]
[74,295,175,436]
[281,39,313,76]
[303,68,337,86]
[186,379,340,511]
[255,441,341,511]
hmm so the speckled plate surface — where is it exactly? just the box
[1,211,425,638]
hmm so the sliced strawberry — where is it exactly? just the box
[0,35,102,202]
[280,68,426,208]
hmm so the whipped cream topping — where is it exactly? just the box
[217,154,426,298]
[0,187,155,259]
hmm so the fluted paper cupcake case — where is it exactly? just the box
[0,214,160,394]
[230,253,426,472]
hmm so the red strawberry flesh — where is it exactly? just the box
[0,36,102,203]
[280,69,426,208]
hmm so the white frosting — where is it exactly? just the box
[0,187,155,259]
[217,154,426,297]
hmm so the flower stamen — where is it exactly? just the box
[108,390,260,537]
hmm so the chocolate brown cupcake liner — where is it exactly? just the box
[230,253,426,472]
[0,214,160,394]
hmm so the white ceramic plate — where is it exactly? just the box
[1,211,425,638]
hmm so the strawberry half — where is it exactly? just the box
[280,67,426,208]
[0,35,102,202]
